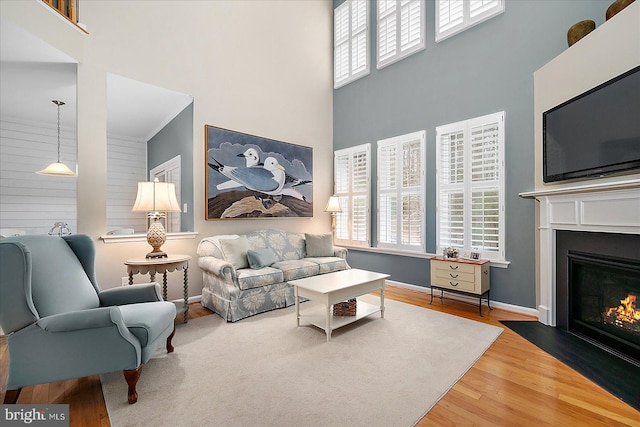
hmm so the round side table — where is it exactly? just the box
[125,254,191,323]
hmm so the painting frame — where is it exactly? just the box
[204,125,313,220]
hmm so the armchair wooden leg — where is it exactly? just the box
[3,388,22,404]
[166,326,175,353]
[124,366,142,404]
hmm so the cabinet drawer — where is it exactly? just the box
[431,260,475,275]
[434,269,475,283]
[431,276,475,292]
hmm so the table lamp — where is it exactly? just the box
[324,195,342,236]
[132,178,181,258]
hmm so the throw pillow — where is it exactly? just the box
[305,233,334,257]
[247,248,276,269]
[219,236,250,269]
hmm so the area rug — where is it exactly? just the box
[102,296,503,427]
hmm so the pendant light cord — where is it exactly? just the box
[53,100,65,163]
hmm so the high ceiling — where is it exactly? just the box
[0,17,192,140]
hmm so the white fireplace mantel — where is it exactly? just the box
[521,180,640,326]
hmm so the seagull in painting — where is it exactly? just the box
[209,156,286,195]
[238,148,260,167]
[216,148,262,190]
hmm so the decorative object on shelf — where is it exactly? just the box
[606,0,635,20]
[36,100,76,177]
[333,298,357,316]
[132,178,181,259]
[324,195,342,236]
[444,246,459,259]
[48,222,71,236]
[470,251,481,260]
[567,20,596,46]
[205,125,313,219]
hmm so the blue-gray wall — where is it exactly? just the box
[148,103,194,232]
[333,0,610,308]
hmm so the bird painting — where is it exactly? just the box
[205,126,313,219]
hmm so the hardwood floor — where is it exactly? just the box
[1,285,638,426]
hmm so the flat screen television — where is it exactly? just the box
[543,65,640,183]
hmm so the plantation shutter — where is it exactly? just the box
[334,144,370,246]
[377,131,426,251]
[469,119,501,254]
[377,0,424,69]
[436,112,505,260]
[437,129,465,249]
[436,0,504,42]
[335,0,370,88]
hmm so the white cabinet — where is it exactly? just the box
[430,256,491,315]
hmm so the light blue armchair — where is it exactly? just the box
[0,234,176,404]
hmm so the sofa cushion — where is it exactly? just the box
[237,267,284,290]
[271,259,320,281]
[247,248,276,269]
[219,236,250,269]
[305,233,334,257]
[304,257,348,274]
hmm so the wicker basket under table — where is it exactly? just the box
[333,298,357,316]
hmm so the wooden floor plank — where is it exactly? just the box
[1,285,638,426]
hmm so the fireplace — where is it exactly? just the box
[556,231,640,366]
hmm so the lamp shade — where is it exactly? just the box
[324,195,342,213]
[132,180,181,213]
[36,162,76,176]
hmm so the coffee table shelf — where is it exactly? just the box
[299,300,381,331]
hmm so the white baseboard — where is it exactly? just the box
[173,295,202,304]
[386,279,539,318]
[173,284,539,319]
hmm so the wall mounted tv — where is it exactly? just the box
[543,65,640,183]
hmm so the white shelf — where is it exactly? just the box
[299,300,381,331]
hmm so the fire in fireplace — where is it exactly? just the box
[568,251,640,365]
[604,293,640,332]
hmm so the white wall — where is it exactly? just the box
[2,1,333,300]
[0,118,77,234]
[106,134,147,233]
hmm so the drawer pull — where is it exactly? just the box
[449,273,459,278]
[449,265,459,270]
[449,281,459,287]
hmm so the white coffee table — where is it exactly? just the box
[290,268,389,341]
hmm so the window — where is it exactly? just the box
[334,144,371,246]
[377,131,426,252]
[334,0,370,89]
[377,0,425,69]
[436,111,505,260]
[435,0,505,43]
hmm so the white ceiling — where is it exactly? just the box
[0,17,192,140]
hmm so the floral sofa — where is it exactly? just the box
[197,229,349,322]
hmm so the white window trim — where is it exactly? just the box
[334,0,371,89]
[376,130,426,253]
[435,0,505,43]
[435,111,505,261]
[377,0,426,70]
[333,143,371,247]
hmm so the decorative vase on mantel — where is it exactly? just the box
[606,0,635,20]
[567,20,596,47]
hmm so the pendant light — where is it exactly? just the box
[36,100,76,177]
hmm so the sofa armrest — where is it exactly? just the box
[333,246,348,259]
[98,283,163,306]
[198,256,237,281]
